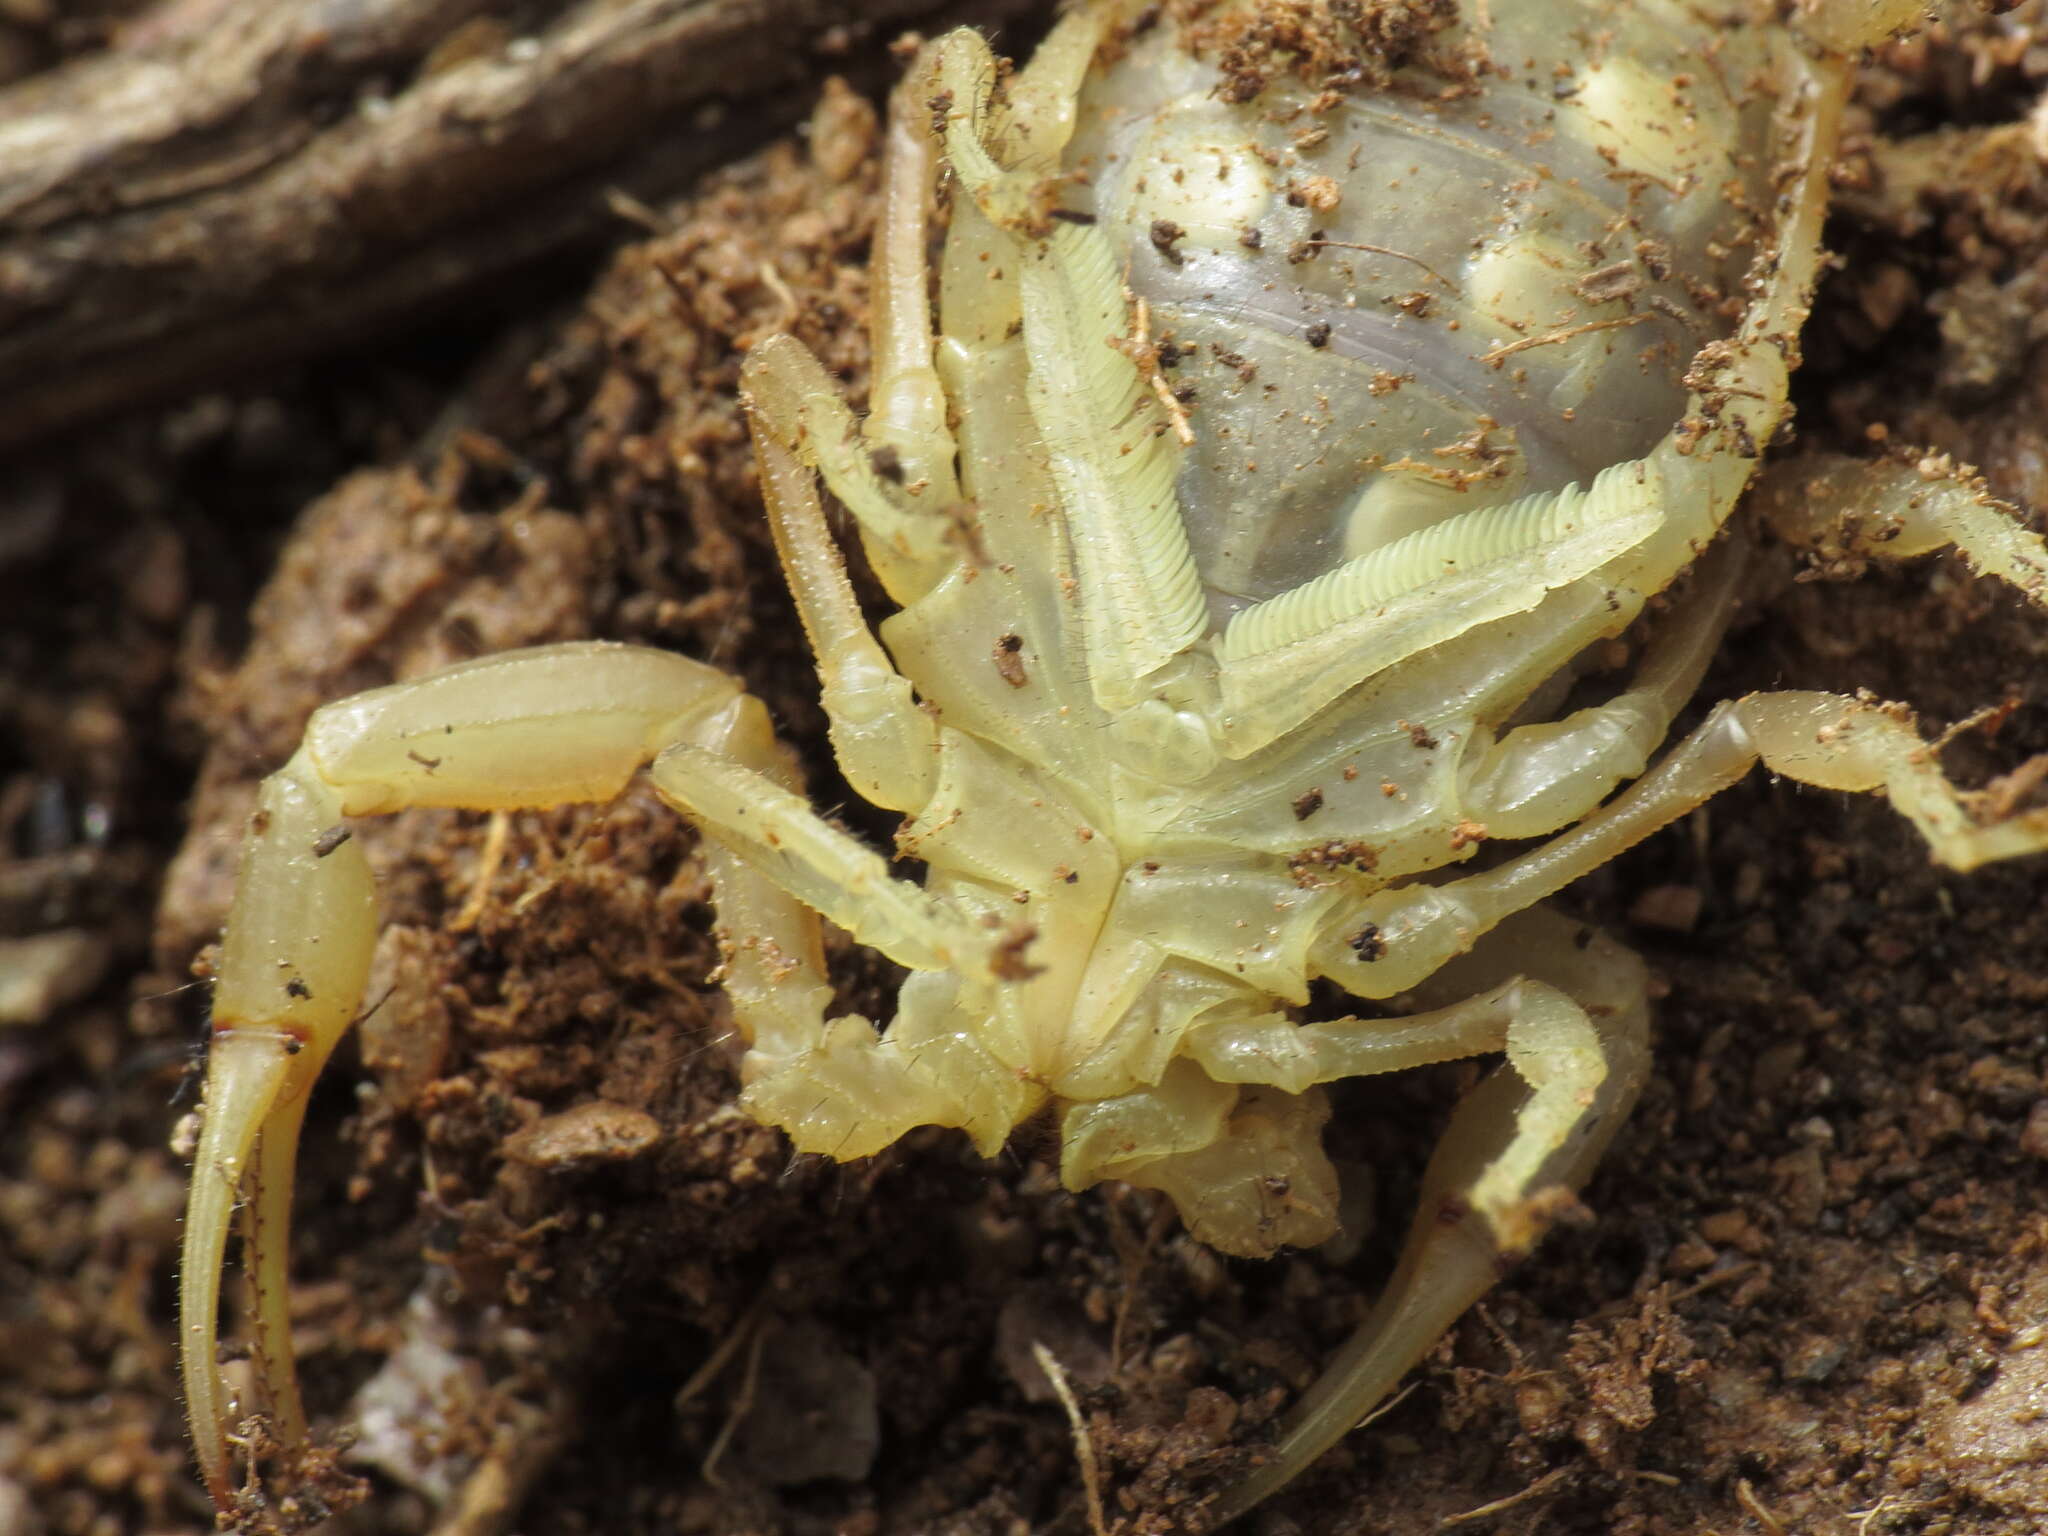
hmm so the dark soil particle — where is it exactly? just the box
[9,8,2048,1536]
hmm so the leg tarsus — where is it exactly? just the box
[929,28,1209,711]
[1756,450,2048,605]
[744,395,939,813]
[996,4,1116,171]
[1731,690,2048,871]
[740,335,953,594]
[863,43,960,504]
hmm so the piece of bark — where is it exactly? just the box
[0,0,1040,449]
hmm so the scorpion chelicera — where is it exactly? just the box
[179,0,2048,1524]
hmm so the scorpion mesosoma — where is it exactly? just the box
[180,0,2048,1525]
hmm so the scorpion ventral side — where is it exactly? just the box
[178,0,2048,1527]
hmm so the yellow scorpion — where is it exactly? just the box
[180,0,2048,1524]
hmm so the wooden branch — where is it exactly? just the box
[0,0,1042,449]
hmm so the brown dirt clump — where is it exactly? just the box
[8,7,2048,1536]
[1174,0,1470,105]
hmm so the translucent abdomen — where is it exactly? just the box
[1064,2,1783,620]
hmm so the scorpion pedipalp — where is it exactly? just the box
[178,1,2048,1524]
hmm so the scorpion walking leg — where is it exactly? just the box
[1463,540,1742,840]
[738,33,971,608]
[992,0,1114,171]
[931,28,1210,708]
[863,0,1116,492]
[743,393,938,813]
[181,643,824,1509]
[648,734,1045,1160]
[733,76,1078,1162]
[1319,695,2048,1006]
[861,40,961,506]
[1757,452,2048,603]
[1209,907,1649,1523]
[652,698,1017,1161]
[647,743,980,977]
[735,78,965,812]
